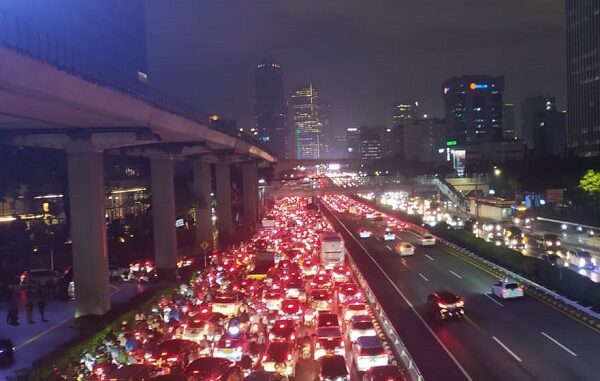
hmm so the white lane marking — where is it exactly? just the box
[385,245,392,250]
[400,258,407,265]
[541,332,578,357]
[449,270,462,279]
[425,254,435,261]
[327,207,474,381]
[484,294,504,307]
[15,316,73,351]
[418,273,429,282]
[492,336,522,363]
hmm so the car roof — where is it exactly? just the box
[318,355,348,375]
[366,365,404,378]
[433,291,459,301]
[351,314,372,323]
[356,335,383,348]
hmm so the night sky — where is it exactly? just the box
[146,0,566,133]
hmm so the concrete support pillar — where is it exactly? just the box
[215,161,233,243]
[150,154,178,279]
[242,161,258,228]
[192,157,213,250]
[67,148,110,317]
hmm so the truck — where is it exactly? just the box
[320,232,345,269]
[247,251,275,280]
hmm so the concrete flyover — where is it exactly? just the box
[0,35,274,317]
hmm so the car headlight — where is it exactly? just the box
[592,258,597,266]
[556,241,561,246]
[579,258,586,267]
[546,241,552,246]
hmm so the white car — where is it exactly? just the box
[491,279,524,299]
[352,336,389,372]
[343,303,368,321]
[358,229,373,239]
[181,319,210,342]
[420,235,436,246]
[348,315,376,342]
[395,243,415,256]
[566,250,597,270]
[211,297,241,317]
[382,228,396,241]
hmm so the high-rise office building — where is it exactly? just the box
[358,126,384,160]
[400,119,447,163]
[566,1,600,157]
[346,127,360,159]
[442,75,504,143]
[393,101,420,124]
[521,96,566,158]
[255,60,287,158]
[521,96,556,149]
[319,101,333,158]
[503,104,516,139]
[289,84,323,159]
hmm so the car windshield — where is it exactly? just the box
[505,283,520,290]
[319,356,347,376]
[317,327,341,338]
[579,251,591,258]
[352,321,374,330]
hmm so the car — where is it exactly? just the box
[331,265,352,283]
[541,253,566,267]
[263,290,284,311]
[352,336,389,372]
[362,365,408,381]
[185,357,243,381]
[420,235,436,246]
[394,243,414,256]
[269,320,298,342]
[211,296,242,317]
[311,272,333,289]
[348,315,376,342]
[566,250,597,270]
[102,364,163,381]
[336,282,362,304]
[310,289,333,311]
[491,279,524,299]
[358,228,373,239]
[0,338,14,366]
[317,313,340,328]
[314,327,344,359]
[382,228,396,241]
[427,291,465,320]
[365,212,377,220]
[244,370,288,381]
[343,303,368,321]
[373,213,384,222]
[108,265,129,280]
[18,269,60,288]
[261,341,296,377]
[149,339,199,369]
[213,333,246,362]
[386,218,398,228]
[280,299,304,320]
[317,355,349,381]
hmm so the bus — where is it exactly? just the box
[320,232,345,269]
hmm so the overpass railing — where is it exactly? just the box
[0,10,273,156]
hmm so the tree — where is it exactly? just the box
[579,169,600,210]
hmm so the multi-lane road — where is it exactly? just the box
[321,197,600,381]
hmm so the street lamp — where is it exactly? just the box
[494,167,501,176]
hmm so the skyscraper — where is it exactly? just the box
[521,96,556,150]
[289,84,322,159]
[522,96,566,158]
[255,60,287,158]
[442,75,504,143]
[358,126,384,160]
[566,1,600,157]
[503,104,516,139]
[346,127,360,159]
[393,101,419,124]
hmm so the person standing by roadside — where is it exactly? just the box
[25,299,35,323]
[38,298,47,322]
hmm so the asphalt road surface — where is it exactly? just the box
[322,201,600,381]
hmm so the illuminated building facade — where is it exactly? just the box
[289,84,323,159]
[346,127,360,159]
[442,75,504,143]
[255,60,287,158]
[566,0,600,157]
[359,126,384,160]
[393,101,419,123]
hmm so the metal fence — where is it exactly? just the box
[0,10,272,155]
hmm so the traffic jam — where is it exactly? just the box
[63,196,405,381]
[322,195,526,320]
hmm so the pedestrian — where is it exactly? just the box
[6,301,19,325]
[25,300,35,323]
[38,298,47,322]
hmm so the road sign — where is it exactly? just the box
[200,241,210,250]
